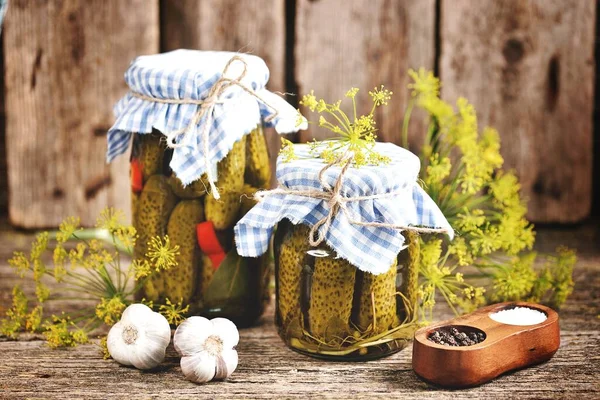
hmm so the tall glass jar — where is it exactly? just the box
[273,219,420,360]
[130,125,272,327]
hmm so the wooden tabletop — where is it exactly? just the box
[1,221,599,399]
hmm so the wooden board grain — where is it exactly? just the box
[295,0,436,150]
[1,220,598,398]
[439,0,596,223]
[161,0,286,186]
[3,0,159,228]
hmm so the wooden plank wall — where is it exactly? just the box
[3,0,159,228]
[1,0,596,226]
[440,0,596,223]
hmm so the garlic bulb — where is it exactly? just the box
[173,316,239,383]
[107,303,171,370]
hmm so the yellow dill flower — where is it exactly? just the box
[8,251,30,278]
[408,68,440,100]
[419,96,454,123]
[345,87,359,98]
[295,109,305,128]
[140,298,154,309]
[96,207,126,234]
[53,246,68,282]
[99,336,111,359]
[369,85,393,106]
[30,232,49,261]
[456,209,486,233]
[68,243,87,269]
[146,235,180,271]
[0,286,29,338]
[448,237,473,266]
[56,216,81,243]
[26,305,43,332]
[95,296,126,326]
[159,298,189,326]
[35,282,50,303]
[299,90,318,111]
[73,329,88,345]
[132,258,152,280]
[115,226,137,250]
[279,138,297,163]
[425,154,452,186]
[43,315,81,348]
[491,253,537,302]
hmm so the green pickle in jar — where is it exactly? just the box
[273,219,420,360]
[130,125,271,327]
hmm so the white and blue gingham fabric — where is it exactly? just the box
[107,50,304,185]
[234,143,454,275]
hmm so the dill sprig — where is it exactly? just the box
[0,208,187,348]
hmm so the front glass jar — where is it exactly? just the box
[131,125,272,327]
[274,219,420,360]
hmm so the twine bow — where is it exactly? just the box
[130,55,278,200]
[255,152,451,247]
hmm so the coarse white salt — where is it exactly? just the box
[489,307,547,326]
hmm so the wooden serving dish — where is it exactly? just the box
[412,302,560,388]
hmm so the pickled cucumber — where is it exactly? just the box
[309,257,356,338]
[204,191,241,230]
[168,175,209,199]
[278,224,311,324]
[244,126,271,189]
[165,200,205,305]
[139,133,166,182]
[216,135,246,192]
[401,231,420,312]
[134,175,178,302]
[354,261,400,334]
[200,253,215,298]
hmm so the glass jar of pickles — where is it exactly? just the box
[235,142,453,358]
[107,50,304,327]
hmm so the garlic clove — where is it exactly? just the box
[211,318,239,349]
[173,316,214,357]
[214,348,238,380]
[106,321,133,366]
[180,352,217,383]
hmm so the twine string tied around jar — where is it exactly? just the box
[129,55,279,200]
[254,151,451,247]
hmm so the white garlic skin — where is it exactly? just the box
[107,303,171,370]
[174,316,239,383]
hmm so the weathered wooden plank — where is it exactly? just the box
[439,0,596,223]
[295,0,436,150]
[161,0,286,186]
[3,0,159,228]
[1,221,598,398]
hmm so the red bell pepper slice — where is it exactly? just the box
[130,159,143,193]
[196,221,226,270]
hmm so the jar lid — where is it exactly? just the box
[107,50,304,190]
[235,142,453,275]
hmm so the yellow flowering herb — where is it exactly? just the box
[297,86,392,167]
[99,336,111,360]
[279,137,297,162]
[0,286,29,338]
[3,208,180,347]
[159,298,189,326]
[95,296,127,326]
[43,315,88,349]
[404,68,575,316]
[56,216,81,243]
[146,235,179,271]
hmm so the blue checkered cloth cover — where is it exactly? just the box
[234,143,454,275]
[107,50,303,185]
